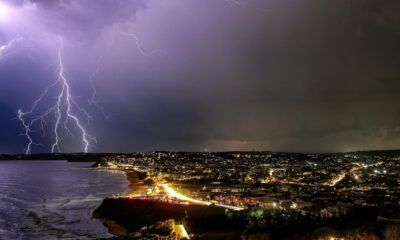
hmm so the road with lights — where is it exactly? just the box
[161,184,244,211]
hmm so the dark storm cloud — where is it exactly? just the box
[128,0,400,152]
[361,0,400,34]
[1,0,400,153]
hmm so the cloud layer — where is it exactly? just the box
[1,0,400,153]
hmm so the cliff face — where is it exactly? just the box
[93,198,242,239]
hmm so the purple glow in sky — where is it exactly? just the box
[1,0,400,153]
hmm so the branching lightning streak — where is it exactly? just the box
[17,110,43,155]
[52,38,95,153]
[118,31,165,57]
[18,38,95,154]
[0,38,21,58]
[89,55,103,105]
[86,28,165,122]
[17,79,60,154]
[88,55,110,120]
[225,0,247,7]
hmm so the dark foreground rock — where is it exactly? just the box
[93,198,244,239]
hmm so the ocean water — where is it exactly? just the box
[0,160,129,240]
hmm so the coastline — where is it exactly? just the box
[95,217,130,237]
[93,169,148,237]
[92,168,244,239]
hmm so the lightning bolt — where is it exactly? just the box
[225,0,247,7]
[52,38,96,153]
[18,37,95,154]
[17,109,43,155]
[0,38,21,58]
[89,55,103,105]
[86,27,166,122]
[118,31,165,57]
[88,54,110,120]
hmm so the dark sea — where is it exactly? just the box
[0,160,129,240]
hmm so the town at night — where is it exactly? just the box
[91,151,400,239]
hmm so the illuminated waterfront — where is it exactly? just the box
[93,151,400,239]
[161,183,244,211]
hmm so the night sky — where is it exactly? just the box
[1,0,400,153]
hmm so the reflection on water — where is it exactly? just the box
[0,160,128,240]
